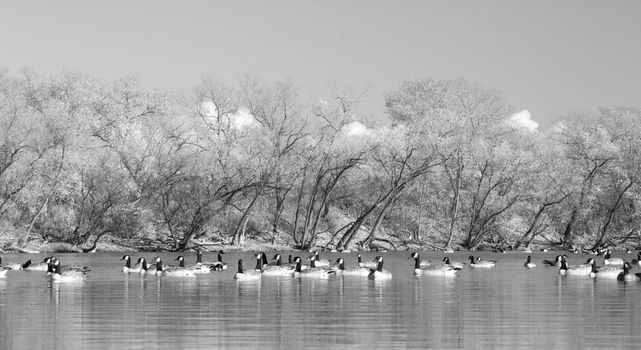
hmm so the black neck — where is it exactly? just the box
[218,252,223,263]
[124,258,131,268]
[376,260,384,272]
[357,255,362,263]
[254,257,263,270]
[310,259,316,268]
[444,257,450,264]
[295,260,302,273]
[591,263,597,273]
[261,253,268,266]
[414,257,420,269]
[338,260,345,270]
[141,260,147,271]
[275,256,281,266]
[238,261,245,274]
[178,259,185,268]
[156,261,163,272]
[560,259,568,270]
[197,251,203,264]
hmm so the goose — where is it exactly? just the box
[542,255,562,267]
[468,255,496,268]
[442,257,464,269]
[47,257,90,276]
[154,257,195,277]
[176,255,212,274]
[234,254,263,280]
[312,251,331,267]
[261,253,295,276]
[196,250,227,271]
[293,256,335,278]
[23,257,55,271]
[589,262,623,279]
[414,255,458,276]
[604,249,624,267]
[558,256,594,276]
[368,256,392,280]
[134,257,155,274]
[0,256,34,271]
[48,259,87,282]
[121,255,134,273]
[524,256,536,268]
[0,257,10,277]
[408,253,430,268]
[335,258,371,276]
[631,252,641,267]
[357,254,378,269]
[617,262,641,282]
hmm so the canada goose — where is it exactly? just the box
[414,255,457,276]
[617,262,641,282]
[441,257,464,269]
[49,259,87,282]
[558,256,594,276]
[604,249,624,267]
[524,256,536,268]
[312,251,331,267]
[134,257,156,274]
[261,253,295,276]
[0,257,10,277]
[632,252,641,267]
[23,257,55,271]
[196,250,227,271]
[234,254,263,280]
[542,255,562,267]
[368,256,392,280]
[357,254,378,269]
[589,262,623,279]
[335,258,371,276]
[408,253,430,268]
[122,255,134,273]
[46,257,90,276]
[176,256,212,274]
[468,255,496,268]
[154,257,195,277]
[0,256,33,270]
[293,256,335,278]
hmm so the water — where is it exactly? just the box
[1,251,640,349]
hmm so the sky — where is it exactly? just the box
[1,0,640,130]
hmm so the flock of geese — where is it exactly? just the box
[1,249,641,283]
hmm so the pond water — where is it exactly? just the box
[1,251,640,349]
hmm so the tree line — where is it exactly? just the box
[1,69,639,252]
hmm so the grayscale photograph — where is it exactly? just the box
[1,1,640,349]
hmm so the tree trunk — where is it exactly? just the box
[231,191,260,246]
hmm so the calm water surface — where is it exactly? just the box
[1,251,640,349]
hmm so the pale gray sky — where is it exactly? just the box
[1,0,640,129]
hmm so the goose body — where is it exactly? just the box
[261,253,295,276]
[176,256,212,274]
[0,257,32,271]
[617,262,641,282]
[335,258,371,276]
[559,256,594,276]
[312,251,331,267]
[442,257,464,269]
[468,255,496,268]
[589,263,623,279]
[542,255,562,267]
[154,257,195,277]
[121,255,134,273]
[234,254,263,280]
[368,256,392,280]
[604,250,624,267]
[524,256,536,268]
[196,250,227,271]
[414,255,458,277]
[632,252,641,267]
[293,257,335,278]
[24,257,55,271]
[357,254,378,269]
[49,259,87,282]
